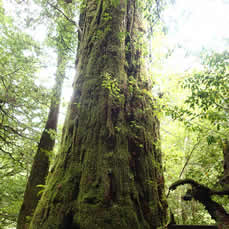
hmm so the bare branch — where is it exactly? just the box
[169,178,229,196]
[169,178,208,191]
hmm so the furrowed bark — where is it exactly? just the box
[30,1,167,228]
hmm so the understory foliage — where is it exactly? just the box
[170,50,229,136]
[163,50,229,224]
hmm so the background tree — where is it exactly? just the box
[17,39,66,229]
[17,0,77,228]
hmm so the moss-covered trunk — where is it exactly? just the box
[30,1,167,228]
[17,53,65,229]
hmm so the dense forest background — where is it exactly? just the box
[0,0,228,228]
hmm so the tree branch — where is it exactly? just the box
[47,1,82,35]
[179,139,200,179]
[169,178,229,195]
[0,146,25,168]
[169,178,229,226]
[169,179,209,192]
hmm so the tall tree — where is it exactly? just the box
[17,1,77,227]
[30,1,167,228]
[16,50,65,229]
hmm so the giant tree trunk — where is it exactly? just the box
[17,53,65,229]
[30,1,167,228]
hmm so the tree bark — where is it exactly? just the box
[17,53,65,229]
[29,1,167,228]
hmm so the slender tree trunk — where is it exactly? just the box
[30,1,167,228]
[219,140,229,229]
[17,53,65,229]
[221,140,229,188]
